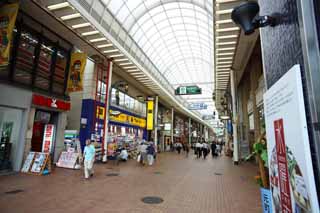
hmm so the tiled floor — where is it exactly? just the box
[0,152,262,213]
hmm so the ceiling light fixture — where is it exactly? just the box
[81,31,99,36]
[217,41,237,45]
[103,49,119,53]
[217,47,236,51]
[217,57,233,61]
[114,58,128,62]
[216,35,238,40]
[61,13,81,20]
[72,22,91,29]
[90,38,107,42]
[97,44,113,48]
[217,27,239,32]
[123,66,136,69]
[119,62,132,66]
[216,52,234,56]
[48,2,70,10]
[216,9,233,15]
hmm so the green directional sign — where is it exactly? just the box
[175,86,202,95]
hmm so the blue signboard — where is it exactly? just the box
[260,188,272,213]
[188,103,208,110]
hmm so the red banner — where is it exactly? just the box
[32,94,70,111]
[274,119,292,213]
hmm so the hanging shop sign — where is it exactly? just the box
[264,65,319,213]
[0,3,19,66]
[188,102,208,110]
[175,85,202,95]
[147,98,154,130]
[96,106,105,120]
[42,124,55,153]
[32,94,71,111]
[109,110,146,128]
[67,52,87,92]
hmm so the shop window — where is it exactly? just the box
[97,80,107,103]
[14,29,37,85]
[52,50,67,95]
[119,91,125,107]
[34,41,54,91]
[111,88,116,105]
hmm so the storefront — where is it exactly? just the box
[0,85,32,172]
[28,94,70,163]
[107,106,146,158]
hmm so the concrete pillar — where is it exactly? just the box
[103,60,113,162]
[154,96,159,151]
[171,108,174,145]
[231,69,239,164]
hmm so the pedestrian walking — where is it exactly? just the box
[139,142,148,165]
[202,142,209,159]
[147,142,155,166]
[185,143,190,157]
[195,141,203,158]
[83,139,95,179]
[216,142,221,156]
[211,142,216,158]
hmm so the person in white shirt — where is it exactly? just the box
[195,142,202,158]
[139,142,148,165]
[202,143,209,159]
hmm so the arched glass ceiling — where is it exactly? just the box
[102,0,214,117]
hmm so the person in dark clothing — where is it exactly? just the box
[185,143,190,157]
[211,142,217,158]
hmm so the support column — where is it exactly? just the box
[231,69,239,164]
[171,108,174,145]
[103,59,113,162]
[188,117,192,145]
[154,96,159,152]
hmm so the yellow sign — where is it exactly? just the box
[109,110,146,128]
[147,100,154,130]
[0,3,19,66]
[67,52,87,92]
[96,106,105,120]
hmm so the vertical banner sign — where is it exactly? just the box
[260,188,273,213]
[67,52,87,92]
[147,98,154,130]
[0,3,19,66]
[264,65,319,213]
[42,124,55,153]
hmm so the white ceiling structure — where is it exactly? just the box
[103,0,215,117]
[34,0,216,126]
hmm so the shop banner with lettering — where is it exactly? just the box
[147,99,154,130]
[67,52,87,92]
[263,65,319,213]
[42,124,55,153]
[0,3,19,66]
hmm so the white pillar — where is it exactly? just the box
[103,60,113,162]
[188,117,192,145]
[230,69,239,164]
[171,108,174,145]
[154,96,159,152]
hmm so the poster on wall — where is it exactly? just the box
[0,3,19,66]
[67,52,87,92]
[263,65,319,213]
[42,124,55,153]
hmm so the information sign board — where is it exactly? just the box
[264,65,319,213]
[175,86,202,95]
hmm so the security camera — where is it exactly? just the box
[231,1,276,35]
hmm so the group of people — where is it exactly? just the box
[137,141,156,166]
[193,140,224,159]
[173,142,190,157]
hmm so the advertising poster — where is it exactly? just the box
[67,52,87,92]
[264,65,319,213]
[147,99,154,130]
[42,124,55,153]
[0,3,19,66]
[30,153,47,173]
[56,151,79,169]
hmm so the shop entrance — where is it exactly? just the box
[0,106,24,171]
[31,110,58,153]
